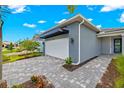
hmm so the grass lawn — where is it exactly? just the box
[1,52,42,64]
[2,48,20,54]
[114,55,124,88]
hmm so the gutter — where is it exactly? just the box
[73,20,85,65]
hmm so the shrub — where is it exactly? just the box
[31,75,44,88]
[65,57,72,65]
[12,84,23,88]
[31,75,38,83]
[0,80,7,88]
[19,39,40,51]
[7,42,14,51]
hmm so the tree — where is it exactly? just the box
[20,39,40,51]
[8,42,14,51]
[32,34,40,40]
[0,6,10,80]
[67,5,77,14]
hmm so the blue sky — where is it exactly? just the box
[3,5,124,42]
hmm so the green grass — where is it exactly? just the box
[2,48,21,54]
[114,55,124,88]
[114,76,124,88]
[115,55,124,75]
[1,52,42,64]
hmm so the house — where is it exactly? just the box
[2,41,10,48]
[2,41,19,48]
[40,14,124,65]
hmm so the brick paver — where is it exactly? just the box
[2,55,113,88]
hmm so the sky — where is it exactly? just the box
[3,5,124,42]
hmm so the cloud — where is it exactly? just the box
[23,23,36,28]
[119,12,124,23]
[96,24,102,28]
[38,20,46,24]
[63,11,70,14]
[55,19,67,24]
[8,5,29,14]
[88,18,93,22]
[86,5,96,11]
[100,5,124,12]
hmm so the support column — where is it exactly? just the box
[109,37,112,54]
[121,34,124,55]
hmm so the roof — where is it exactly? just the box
[102,27,124,32]
[40,14,101,38]
[97,27,124,37]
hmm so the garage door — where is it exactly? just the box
[45,34,69,59]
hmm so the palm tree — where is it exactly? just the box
[67,5,77,14]
[0,5,10,80]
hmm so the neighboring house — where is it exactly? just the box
[2,41,19,48]
[40,14,124,65]
[2,41,10,48]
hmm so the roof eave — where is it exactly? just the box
[40,14,101,35]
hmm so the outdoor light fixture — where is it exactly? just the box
[70,37,74,44]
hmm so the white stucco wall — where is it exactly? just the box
[45,34,69,59]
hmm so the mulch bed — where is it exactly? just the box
[63,56,98,72]
[21,80,54,88]
[0,75,55,88]
[96,59,120,88]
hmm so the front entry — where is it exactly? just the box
[114,38,122,53]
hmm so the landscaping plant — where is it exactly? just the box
[19,39,40,51]
[31,75,38,84]
[7,42,14,51]
[31,75,44,88]
[65,57,72,65]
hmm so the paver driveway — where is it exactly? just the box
[2,55,113,88]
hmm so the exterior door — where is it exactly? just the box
[114,38,122,53]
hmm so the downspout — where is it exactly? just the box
[76,20,85,65]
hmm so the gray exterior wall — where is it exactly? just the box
[68,22,101,64]
[101,36,121,54]
[68,22,79,63]
[101,37,111,54]
[80,25,101,63]
[45,34,69,59]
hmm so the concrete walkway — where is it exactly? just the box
[2,55,113,88]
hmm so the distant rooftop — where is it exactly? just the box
[102,27,124,32]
